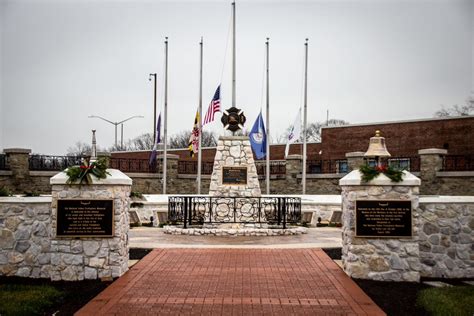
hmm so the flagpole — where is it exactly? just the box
[302,38,308,195]
[163,36,168,195]
[265,37,270,195]
[232,1,236,108]
[197,37,203,194]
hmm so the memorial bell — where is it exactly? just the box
[364,130,391,162]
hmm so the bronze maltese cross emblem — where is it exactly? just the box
[221,107,246,133]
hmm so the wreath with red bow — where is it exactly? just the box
[359,164,404,183]
[66,157,110,184]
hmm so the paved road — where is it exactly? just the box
[129,227,342,249]
[77,248,384,316]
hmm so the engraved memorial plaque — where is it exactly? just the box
[355,200,412,238]
[56,199,114,237]
[222,166,247,185]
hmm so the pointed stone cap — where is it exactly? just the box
[50,168,132,185]
[339,170,420,186]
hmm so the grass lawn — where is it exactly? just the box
[417,286,474,316]
[0,284,63,316]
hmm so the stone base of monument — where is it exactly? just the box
[163,225,308,236]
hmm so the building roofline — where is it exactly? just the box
[322,115,474,130]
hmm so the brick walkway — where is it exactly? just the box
[77,249,385,315]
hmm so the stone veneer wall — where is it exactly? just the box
[340,171,421,282]
[0,198,52,278]
[208,136,261,197]
[50,175,131,281]
[418,198,474,278]
[0,169,132,281]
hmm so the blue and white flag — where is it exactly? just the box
[249,111,267,159]
[149,113,161,166]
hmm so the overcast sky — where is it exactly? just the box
[0,0,473,154]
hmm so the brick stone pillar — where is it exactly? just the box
[418,148,447,195]
[285,155,302,194]
[339,170,421,282]
[158,154,179,194]
[50,169,132,281]
[345,152,365,172]
[3,148,31,193]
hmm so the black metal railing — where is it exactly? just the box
[0,155,8,170]
[28,155,83,171]
[168,196,301,229]
[177,160,214,175]
[307,159,348,174]
[255,160,286,176]
[442,155,474,172]
[387,157,420,172]
[110,158,157,173]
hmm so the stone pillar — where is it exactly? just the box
[208,136,260,197]
[345,152,365,172]
[49,169,132,281]
[285,155,302,194]
[158,154,179,194]
[339,170,421,282]
[418,148,447,195]
[3,148,31,193]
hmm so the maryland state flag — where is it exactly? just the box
[188,110,200,157]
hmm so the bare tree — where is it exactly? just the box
[66,141,92,156]
[168,130,217,149]
[277,118,349,143]
[127,133,154,151]
[435,97,474,117]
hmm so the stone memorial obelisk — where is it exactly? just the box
[206,107,261,225]
[208,107,261,197]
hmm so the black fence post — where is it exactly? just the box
[282,198,287,229]
[188,197,193,227]
[183,197,188,229]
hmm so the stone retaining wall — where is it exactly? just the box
[418,198,473,278]
[0,198,52,278]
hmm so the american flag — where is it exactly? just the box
[203,85,221,125]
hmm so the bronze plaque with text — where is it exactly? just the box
[222,166,247,185]
[355,200,412,238]
[56,199,114,237]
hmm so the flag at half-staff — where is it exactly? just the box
[149,112,161,167]
[249,111,267,159]
[188,110,200,157]
[203,85,221,125]
[285,109,302,157]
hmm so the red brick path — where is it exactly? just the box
[76,249,385,315]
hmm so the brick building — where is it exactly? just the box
[111,116,473,162]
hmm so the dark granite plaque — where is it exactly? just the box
[355,200,412,237]
[222,166,247,185]
[56,199,114,237]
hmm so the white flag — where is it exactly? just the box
[285,109,302,157]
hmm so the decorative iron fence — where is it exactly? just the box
[168,196,301,229]
[28,155,83,171]
[307,159,348,174]
[255,160,286,176]
[109,158,157,173]
[0,155,8,170]
[177,160,214,175]
[387,157,420,172]
[442,155,474,172]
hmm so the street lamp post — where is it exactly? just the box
[88,115,144,149]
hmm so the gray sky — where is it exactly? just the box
[1,0,473,154]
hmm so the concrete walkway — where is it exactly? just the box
[129,227,342,249]
[77,248,384,315]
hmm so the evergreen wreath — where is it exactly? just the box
[359,164,404,183]
[66,157,110,185]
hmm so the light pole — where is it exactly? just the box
[88,115,144,149]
